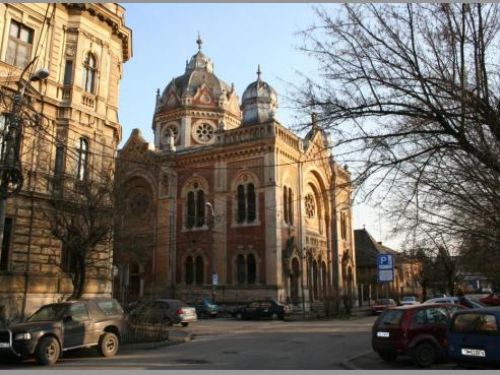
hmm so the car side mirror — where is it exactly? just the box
[63,315,73,323]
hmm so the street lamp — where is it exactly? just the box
[0,62,49,250]
[205,202,216,302]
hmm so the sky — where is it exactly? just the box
[118,3,401,249]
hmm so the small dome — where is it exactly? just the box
[241,65,278,125]
[156,35,239,118]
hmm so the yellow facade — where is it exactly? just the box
[0,3,131,322]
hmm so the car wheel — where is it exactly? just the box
[236,312,243,320]
[35,336,60,366]
[412,341,437,368]
[271,313,279,320]
[181,322,189,327]
[99,332,119,358]
[378,351,397,362]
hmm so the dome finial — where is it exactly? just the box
[196,32,203,51]
[256,64,262,81]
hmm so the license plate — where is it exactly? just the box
[461,348,486,357]
[377,331,390,338]
[0,343,10,348]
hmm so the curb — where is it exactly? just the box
[339,350,373,370]
[122,331,193,351]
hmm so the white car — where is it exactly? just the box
[400,296,419,305]
[423,296,485,309]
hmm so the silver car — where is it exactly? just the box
[400,296,419,305]
[130,299,197,327]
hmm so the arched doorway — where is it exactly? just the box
[291,258,300,304]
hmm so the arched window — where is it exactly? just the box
[283,187,288,224]
[236,183,256,223]
[185,256,194,285]
[247,184,256,222]
[196,190,205,227]
[341,212,347,239]
[195,256,204,285]
[186,184,206,229]
[283,185,294,224]
[77,138,88,181]
[247,254,256,285]
[236,254,245,285]
[187,192,195,228]
[237,185,246,223]
[290,258,300,304]
[83,53,97,93]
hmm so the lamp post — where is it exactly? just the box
[205,202,216,302]
[0,62,49,256]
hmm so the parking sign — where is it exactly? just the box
[377,254,394,282]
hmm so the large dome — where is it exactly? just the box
[155,36,240,118]
[241,66,278,125]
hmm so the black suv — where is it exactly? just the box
[0,298,127,366]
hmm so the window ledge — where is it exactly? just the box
[182,224,209,232]
[231,220,261,228]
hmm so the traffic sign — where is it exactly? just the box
[377,254,394,270]
[212,273,219,286]
[377,253,394,282]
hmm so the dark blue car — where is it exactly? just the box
[448,307,500,368]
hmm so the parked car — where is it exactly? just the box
[372,303,465,367]
[231,300,290,320]
[424,297,485,309]
[448,307,500,368]
[400,296,420,306]
[0,298,126,366]
[189,298,219,318]
[371,299,397,315]
[129,299,197,327]
[479,293,500,307]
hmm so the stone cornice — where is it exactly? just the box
[63,3,132,61]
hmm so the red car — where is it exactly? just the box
[479,293,500,306]
[371,298,397,315]
[372,303,465,367]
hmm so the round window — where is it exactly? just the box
[192,122,215,144]
[160,122,179,145]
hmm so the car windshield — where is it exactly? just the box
[26,304,69,322]
[402,297,416,301]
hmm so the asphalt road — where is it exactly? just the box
[0,316,376,370]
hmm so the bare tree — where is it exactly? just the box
[296,4,500,251]
[46,172,115,300]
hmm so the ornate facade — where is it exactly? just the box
[116,39,356,308]
[0,3,131,321]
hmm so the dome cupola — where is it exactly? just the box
[241,65,278,125]
[155,34,240,118]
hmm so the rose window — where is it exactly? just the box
[304,193,316,219]
[193,122,215,144]
[161,123,179,144]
